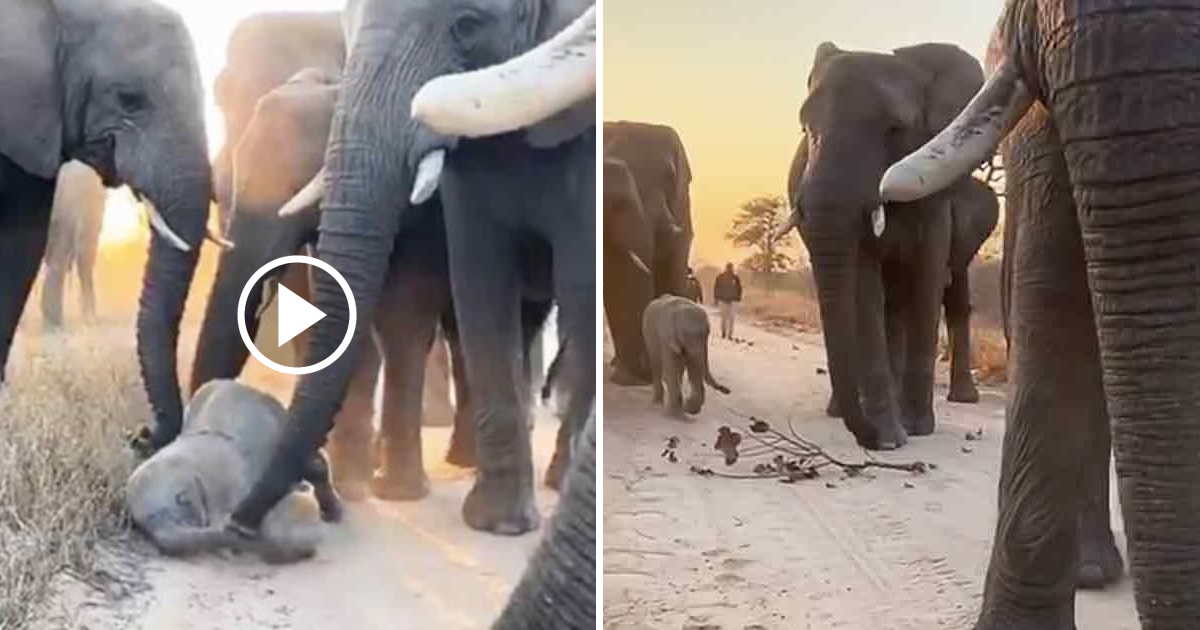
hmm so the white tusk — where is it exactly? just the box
[773,211,799,242]
[206,228,235,250]
[410,150,444,205]
[279,167,326,217]
[410,5,596,137]
[880,59,1033,203]
[147,206,191,252]
[628,250,651,275]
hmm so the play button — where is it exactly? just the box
[276,283,326,347]
[238,255,357,375]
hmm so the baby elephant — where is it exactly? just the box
[642,295,731,416]
[126,380,341,563]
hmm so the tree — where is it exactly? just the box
[726,195,795,290]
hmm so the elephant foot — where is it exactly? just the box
[609,363,651,386]
[826,396,842,418]
[370,470,431,502]
[313,484,344,524]
[544,445,570,491]
[901,413,935,437]
[948,380,981,404]
[445,428,477,468]
[463,473,540,535]
[850,415,907,451]
[683,396,704,415]
[1077,532,1124,589]
[973,610,1073,630]
[327,440,373,501]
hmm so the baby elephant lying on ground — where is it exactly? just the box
[126,380,341,563]
[642,295,731,416]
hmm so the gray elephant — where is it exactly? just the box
[642,295,730,417]
[878,2,1200,626]
[194,66,491,502]
[226,0,597,539]
[776,42,1000,451]
[127,380,341,563]
[603,122,693,386]
[1,0,213,452]
[411,30,596,623]
[41,161,107,330]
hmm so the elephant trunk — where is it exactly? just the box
[190,213,293,393]
[231,25,448,528]
[136,170,209,448]
[493,416,595,629]
[807,238,876,447]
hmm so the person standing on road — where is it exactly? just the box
[684,267,703,303]
[713,262,742,339]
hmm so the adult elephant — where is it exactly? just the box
[1,0,212,451]
[602,122,693,385]
[194,68,484,501]
[42,161,108,330]
[776,42,999,451]
[227,0,597,539]
[880,2,1200,626]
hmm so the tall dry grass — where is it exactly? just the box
[0,327,146,629]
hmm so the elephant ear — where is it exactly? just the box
[0,0,64,179]
[523,0,596,148]
[807,41,842,87]
[892,43,985,139]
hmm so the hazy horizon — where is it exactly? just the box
[604,1,1005,266]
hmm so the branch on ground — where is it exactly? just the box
[662,415,932,484]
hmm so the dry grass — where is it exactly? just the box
[742,286,823,333]
[0,326,146,629]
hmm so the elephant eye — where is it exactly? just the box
[116,90,149,114]
[451,11,486,47]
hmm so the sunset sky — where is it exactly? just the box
[604,1,1006,266]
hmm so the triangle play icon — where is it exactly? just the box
[277,283,327,347]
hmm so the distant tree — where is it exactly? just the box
[726,195,794,290]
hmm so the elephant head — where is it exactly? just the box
[784,42,983,447]
[272,0,595,446]
[190,69,340,391]
[603,157,655,276]
[0,0,213,449]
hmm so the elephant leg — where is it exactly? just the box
[545,239,595,490]
[855,259,907,448]
[945,268,980,403]
[77,254,97,321]
[603,250,652,385]
[682,352,705,415]
[301,450,343,524]
[448,220,538,535]
[899,215,951,437]
[647,337,664,404]
[975,137,1109,630]
[422,327,454,427]
[883,269,909,412]
[372,271,443,502]
[326,339,381,501]
[662,350,685,418]
[0,166,56,377]
[442,311,477,468]
[40,260,67,331]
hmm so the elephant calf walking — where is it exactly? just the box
[126,380,341,563]
[642,295,730,417]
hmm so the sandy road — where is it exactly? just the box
[35,415,562,630]
[602,311,1138,629]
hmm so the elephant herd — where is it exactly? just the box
[773,2,1200,627]
[0,0,596,626]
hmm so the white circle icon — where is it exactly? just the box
[237,255,357,375]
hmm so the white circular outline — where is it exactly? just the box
[237,255,357,376]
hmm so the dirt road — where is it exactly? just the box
[603,311,1138,629]
[35,412,561,630]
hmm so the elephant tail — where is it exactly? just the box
[705,370,731,395]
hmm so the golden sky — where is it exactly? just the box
[603,0,1006,266]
